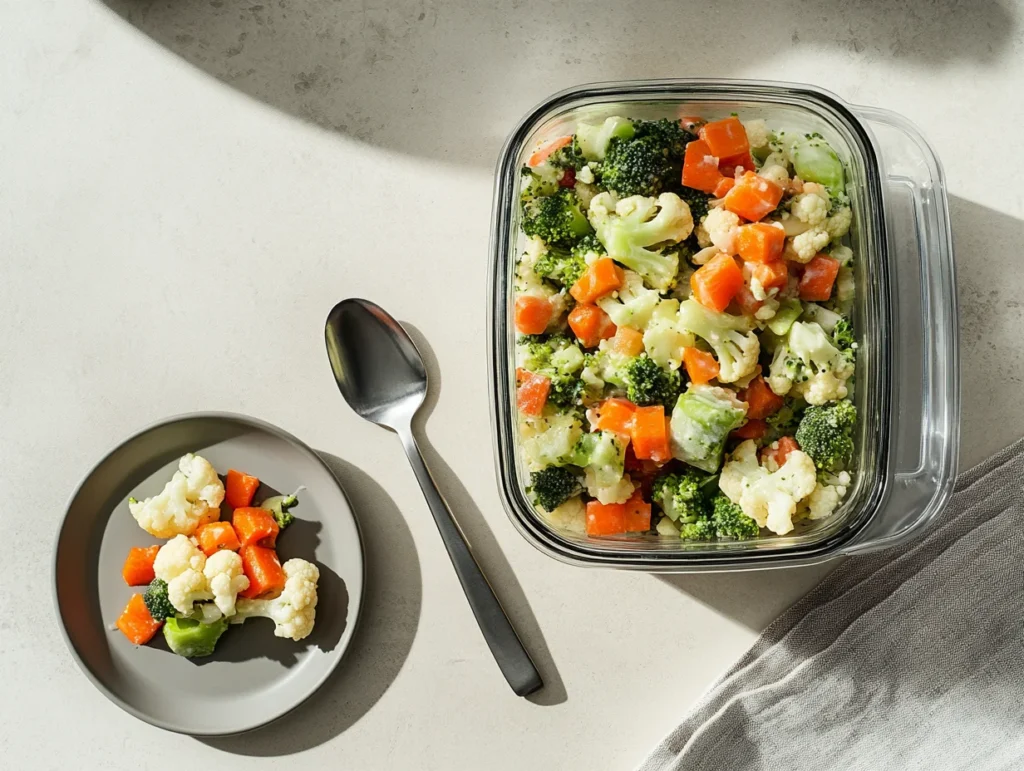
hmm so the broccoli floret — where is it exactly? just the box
[547,374,585,410]
[676,299,760,384]
[143,578,175,622]
[163,616,229,658]
[652,469,711,523]
[529,467,582,512]
[831,316,857,367]
[261,490,302,530]
[631,118,695,159]
[678,187,711,222]
[595,118,693,197]
[795,400,857,471]
[588,192,693,292]
[711,493,760,540]
[534,248,587,288]
[546,140,587,171]
[599,135,672,197]
[679,518,716,541]
[624,354,682,407]
[521,188,593,249]
[572,233,606,259]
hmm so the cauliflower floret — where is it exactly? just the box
[129,454,224,538]
[743,119,770,150]
[521,413,583,470]
[584,467,635,504]
[702,207,741,255]
[806,471,852,521]
[719,440,818,535]
[203,550,250,617]
[695,221,712,248]
[577,164,596,185]
[153,535,212,614]
[825,206,853,239]
[232,559,320,641]
[793,369,850,405]
[596,269,661,328]
[676,299,760,384]
[541,495,586,536]
[789,228,831,263]
[790,190,830,226]
[642,299,695,370]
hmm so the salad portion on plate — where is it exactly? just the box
[114,453,321,658]
[514,114,858,541]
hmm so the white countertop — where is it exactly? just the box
[4,1,1023,768]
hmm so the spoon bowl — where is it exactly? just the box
[324,299,542,697]
[325,299,427,429]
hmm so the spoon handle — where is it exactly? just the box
[398,427,543,697]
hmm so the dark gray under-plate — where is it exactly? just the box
[52,412,365,735]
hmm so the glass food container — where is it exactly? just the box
[487,80,959,571]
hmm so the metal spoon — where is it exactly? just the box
[324,298,543,697]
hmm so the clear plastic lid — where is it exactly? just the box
[487,81,959,571]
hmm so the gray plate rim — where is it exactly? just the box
[50,410,366,736]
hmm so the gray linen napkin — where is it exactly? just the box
[639,439,1024,771]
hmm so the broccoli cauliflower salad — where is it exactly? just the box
[114,456,321,657]
[513,114,858,541]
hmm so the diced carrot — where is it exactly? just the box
[713,177,736,198]
[623,490,652,532]
[722,172,785,222]
[798,254,841,301]
[585,500,627,536]
[631,405,671,463]
[594,398,636,438]
[732,419,767,440]
[517,371,551,416]
[611,326,645,357]
[116,593,162,645]
[232,507,280,549]
[691,252,744,313]
[700,117,749,158]
[682,139,724,194]
[740,375,786,420]
[682,347,720,385]
[567,304,616,348]
[733,285,764,315]
[570,258,625,304]
[238,545,287,600]
[225,469,261,509]
[763,436,800,468]
[528,135,573,167]
[514,295,554,335]
[735,223,786,263]
[749,259,789,290]
[196,521,241,557]
[121,545,160,587]
[719,150,757,178]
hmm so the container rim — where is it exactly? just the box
[487,79,893,570]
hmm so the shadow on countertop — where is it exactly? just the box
[96,0,1017,166]
[401,320,567,706]
[200,455,422,755]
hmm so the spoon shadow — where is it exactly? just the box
[402,321,566,706]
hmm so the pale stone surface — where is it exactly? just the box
[2,0,1022,768]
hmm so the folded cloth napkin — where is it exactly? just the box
[639,439,1024,771]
